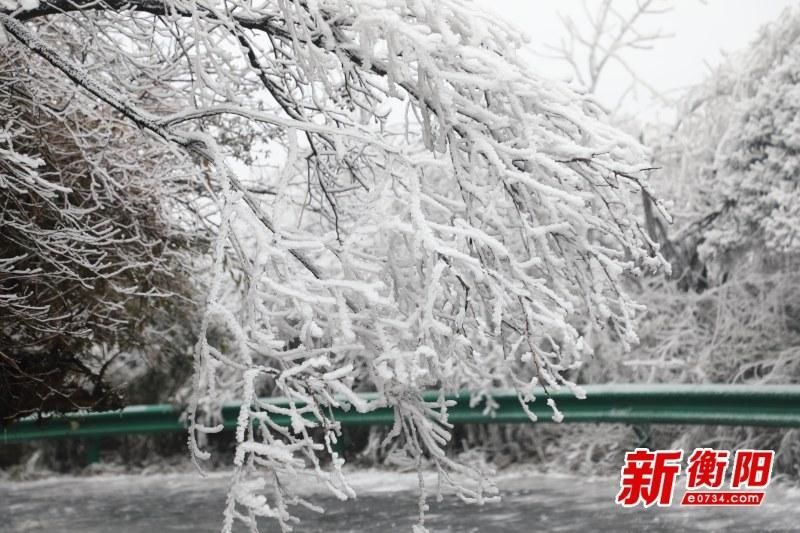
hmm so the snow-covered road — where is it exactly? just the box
[1,469,797,532]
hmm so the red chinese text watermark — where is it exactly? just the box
[616,448,774,508]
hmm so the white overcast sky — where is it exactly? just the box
[475,0,797,117]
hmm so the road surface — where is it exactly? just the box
[1,468,797,531]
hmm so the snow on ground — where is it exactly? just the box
[1,467,798,532]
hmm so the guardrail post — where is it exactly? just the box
[632,424,652,448]
[86,437,101,464]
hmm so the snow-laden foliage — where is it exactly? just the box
[0,40,201,421]
[648,8,800,281]
[2,1,666,530]
[534,7,800,482]
[701,34,800,268]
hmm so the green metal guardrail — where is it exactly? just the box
[4,385,800,446]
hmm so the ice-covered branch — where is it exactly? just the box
[2,1,667,530]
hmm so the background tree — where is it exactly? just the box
[635,7,800,378]
[466,2,800,481]
[544,6,800,478]
[544,0,673,114]
[0,34,204,423]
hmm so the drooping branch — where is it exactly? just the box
[0,12,356,294]
[2,2,669,530]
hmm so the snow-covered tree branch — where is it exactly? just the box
[1,0,666,530]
